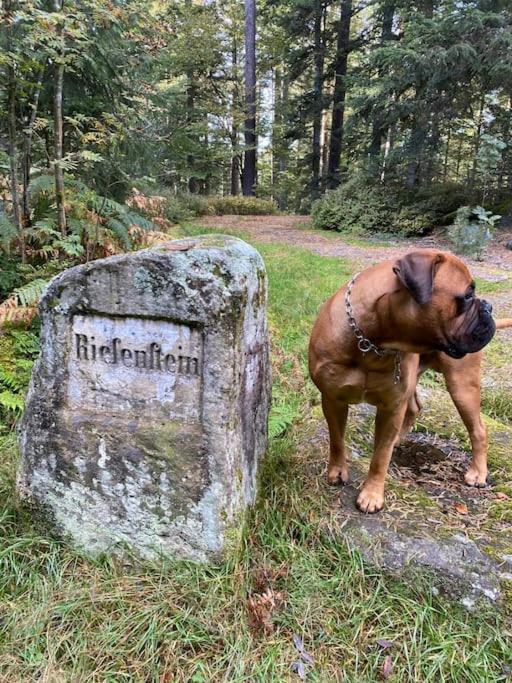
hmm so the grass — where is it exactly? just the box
[1,229,512,681]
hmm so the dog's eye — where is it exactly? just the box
[464,291,474,301]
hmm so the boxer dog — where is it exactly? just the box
[309,249,512,513]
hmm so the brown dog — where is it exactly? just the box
[309,250,512,513]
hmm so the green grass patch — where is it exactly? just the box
[1,229,512,680]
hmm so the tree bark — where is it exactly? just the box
[5,0,24,261]
[186,79,198,194]
[277,73,289,210]
[242,0,257,196]
[53,0,66,239]
[22,69,44,229]
[230,38,241,196]
[368,2,395,163]
[326,0,352,190]
[310,0,325,201]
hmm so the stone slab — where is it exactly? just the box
[17,235,271,561]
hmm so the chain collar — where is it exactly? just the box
[345,272,401,384]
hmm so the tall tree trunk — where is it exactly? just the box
[442,124,451,181]
[310,0,325,202]
[186,80,198,194]
[272,66,281,200]
[368,2,395,164]
[230,38,241,196]
[470,94,485,191]
[404,0,434,189]
[326,0,352,190]
[5,0,24,261]
[22,69,44,229]
[242,0,257,196]
[53,0,66,239]
[320,105,330,191]
[277,73,289,210]
[405,90,428,189]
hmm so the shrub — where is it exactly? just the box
[206,195,278,216]
[447,205,501,260]
[162,193,211,223]
[311,177,472,237]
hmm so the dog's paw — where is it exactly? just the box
[356,486,384,514]
[464,465,488,488]
[327,465,349,486]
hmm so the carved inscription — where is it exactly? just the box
[74,334,200,376]
[67,314,202,418]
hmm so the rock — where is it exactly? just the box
[505,240,512,251]
[17,235,271,562]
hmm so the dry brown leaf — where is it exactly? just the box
[382,655,393,679]
[454,502,469,515]
[247,588,284,635]
[495,492,509,501]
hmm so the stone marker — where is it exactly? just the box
[17,235,271,561]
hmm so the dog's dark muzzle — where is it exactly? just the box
[442,299,496,359]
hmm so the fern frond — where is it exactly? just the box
[0,305,38,327]
[9,278,48,307]
[0,390,24,415]
[0,208,17,253]
[106,218,131,248]
[29,174,56,198]
[268,403,297,439]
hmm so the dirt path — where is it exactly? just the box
[198,214,512,279]
[198,214,512,324]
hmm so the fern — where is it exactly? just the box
[9,279,48,307]
[106,217,131,248]
[0,390,25,416]
[0,367,22,392]
[0,208,17,254]
[268,402,297,439]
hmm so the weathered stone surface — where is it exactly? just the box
[17,235,271,561]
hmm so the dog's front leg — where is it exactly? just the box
[322,395,350,485]
[356,402,408,513]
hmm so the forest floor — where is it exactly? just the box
[199,213,512,272]
[2,217,512,681]
[199,214,512,336]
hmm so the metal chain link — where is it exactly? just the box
[345,273,401,384]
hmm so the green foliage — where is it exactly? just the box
[312,177,473,237]
[0,256,23,300]
[0,207,16,254]
[206,196,279,216]
[448,206,501,260]
[163,193,210,223]
[0,328,39,426]
[7,279,48,308]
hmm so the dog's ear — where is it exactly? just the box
[393,252,445,306]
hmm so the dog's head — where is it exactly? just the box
[392,250,495,358]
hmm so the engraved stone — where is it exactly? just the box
[17,235,271,561]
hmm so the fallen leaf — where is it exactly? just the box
[382,654,393,679]
[376,639,394,650]
[292,633,315,665]
[495,492,509,501]
[247,588,284,635]
[454,502,468,515]
[291,660,306,680]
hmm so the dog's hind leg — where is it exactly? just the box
[322,396,350,485]
[438,352,488,487]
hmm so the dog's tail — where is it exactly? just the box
[496,318,512,330]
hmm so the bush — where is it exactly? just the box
[206,195,278,216]
[447,206,501,260]
[311,177,472,237]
